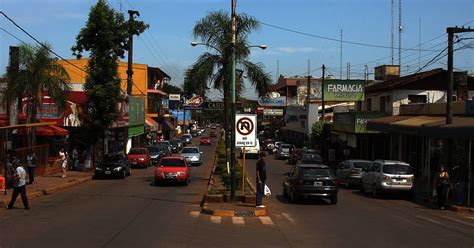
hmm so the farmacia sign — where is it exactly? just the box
[324,80,365,101]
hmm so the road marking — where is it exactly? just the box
[466,216,474,220]
[415,215,441,225]
[258,216,274,225]
[232,217,245,225]
[281,212,296,224]
[391,214,422,227]
[437,215,474,228]
[190,211,200,218]
[210,216,222,224]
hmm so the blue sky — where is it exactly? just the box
[1,0,473,100]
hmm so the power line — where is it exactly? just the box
[260,21,441,52]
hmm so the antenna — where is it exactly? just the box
[340,29,343,80]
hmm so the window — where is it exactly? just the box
[301,120,306,128]
[408,95,427,104]
[372,163,381,172]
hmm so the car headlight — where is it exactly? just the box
[177,172,185,176]
[95,167,103,171]
[113,167,122,171]
[191,156,199,161]
[139,158,145,161]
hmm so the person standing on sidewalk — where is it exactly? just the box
[26,150,37,184]
[6,155,30,210]
[71,147,78,171]
[256,152,267,208]
[59,148,68,178]
[434,165,450,210]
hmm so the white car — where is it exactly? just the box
[239,138,260,159]
[360,160,414,197]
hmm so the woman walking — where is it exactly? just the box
[434,165,450,210]
[59,148,68,178]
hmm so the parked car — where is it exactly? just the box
[157,140,171,149]
[238,138,260,159]
[200,136,211,145]
[274,143,292,159]
[360,160,415,197]
[147,146,168,165]
[209,130,217,137]
[95,153,131,179]
[283,164,339,204]
[127,148,151,168]
[210,124,216,129]
[288,148,304,165]
[182,134,193,144]
[154,157,190,186]
[299,154,323,164]
[169,140,180,153]
[271,141,283,154]
[335,160,372,188]
[180,147,203,166]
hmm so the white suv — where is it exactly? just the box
[360,160,414,197]
[239,138,260,159]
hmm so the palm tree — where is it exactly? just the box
[3,44,71,147]
[185,11,271,158]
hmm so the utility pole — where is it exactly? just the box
[127,10,140,95]
[321,64,326,122]
[8,46,19,150]
[306,60,311,106]
[340,29,343,80]
[230,0,237,201]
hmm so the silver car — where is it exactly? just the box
[180,147,203,166]
[336,160,372,188]
[360,160,414,197]
[274,143,292,159]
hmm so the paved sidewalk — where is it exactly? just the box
[0,170,93,208]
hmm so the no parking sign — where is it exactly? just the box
[235,114,256,147]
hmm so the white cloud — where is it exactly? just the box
[276,47,317,54]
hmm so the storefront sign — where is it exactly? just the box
[258,96,286,107]
[263,109,284,116]
[169,94,180,101]
[354,112,387,133]
[185,95,204,110]
[324,80,365,101]
[204,101,224,110]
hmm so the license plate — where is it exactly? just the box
[314,181,323,186]
[105,171,111,175]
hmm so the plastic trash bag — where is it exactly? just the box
[264,184,271,196]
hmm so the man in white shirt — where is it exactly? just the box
[6,155,30,210]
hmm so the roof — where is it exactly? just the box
[374,160,410,165]
[345,159,372,163]
[366,68,445,93]
[420,116,474,138]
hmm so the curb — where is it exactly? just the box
[448,205,474,213]
[0,176,92,207]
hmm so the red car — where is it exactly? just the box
[127,148,151,168]
[154,157,190,186]
[200,136,211,145]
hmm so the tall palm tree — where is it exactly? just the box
[185,11,272,159]
[3,44,71,146]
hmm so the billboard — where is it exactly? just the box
[324,80,365,101]
[185,95,204,110]
[258,96,286,107]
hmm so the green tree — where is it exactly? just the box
[71,0,148,134]
[3,44,71,146]
[311,121,325,147]
[162,82,183,95]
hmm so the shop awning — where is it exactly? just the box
[20,125,69,136]
[161,120,175,131]
[145,117,159,132]
[147,89,167,96]
[420,117,474,139]
[367,115,413,132]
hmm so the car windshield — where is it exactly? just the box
[170,141,178,146]
[129,149,146,155]
[299,167,334,178]
[147,146,164,153]
[383,164,413,175]
[353,161,372,169]
[183,134,192,138]
[157,141,170,146]
[182,148,199,153]
[281,144,291,148]
[160,159,186,167]
[102,154,123,162]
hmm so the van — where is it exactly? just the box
[239,138,260,159]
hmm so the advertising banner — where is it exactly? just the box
[258,96,286,107]
[204,101,224,110]
[185,95,204,110]
[169,94,180,101]
[324,80,365,101]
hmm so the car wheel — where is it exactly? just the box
[290,190,297,203]
[345,178,350,189]
[359,180,365,193]
[121,170,126,179]
[372,184,378,198]
[330,195,338,204]
[127,167,132,176]
[183,178,189,186]
[283,186,288,197]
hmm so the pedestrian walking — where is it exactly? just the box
[71,147,78,171]
[256,152,267,208]
[434,165,451,210]
[26,150,37,184]
[6,155,30,210]
[59,148,68,178]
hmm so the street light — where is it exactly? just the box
[190,41,223,54]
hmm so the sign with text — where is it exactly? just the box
[258,96,286,107]
[235,114,256,147]
[324,80,365,101]
[263,109,284,116]
[169,94,180,101]
[204,101,224,110]
[185,95,204,110]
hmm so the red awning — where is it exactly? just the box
[35,125,69,136]
[145,117,159,132]
[147,89,167,96]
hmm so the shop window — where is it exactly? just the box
[408,95,427,104]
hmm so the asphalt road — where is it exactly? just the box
[1,138,473,248]
[245,152,474,248]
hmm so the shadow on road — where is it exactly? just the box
[275,194,332,205]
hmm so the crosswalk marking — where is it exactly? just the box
[415,215,441,225]
[258,216,274,225]
[210,216,222,224]
[281,212,296,224]
[232,217,245,225]
[190,211,200,218]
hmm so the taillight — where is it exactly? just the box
[382,175,391,182]
[296,180,304,185]
[332,180,338,186]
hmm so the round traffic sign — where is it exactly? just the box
[236,117,254,136]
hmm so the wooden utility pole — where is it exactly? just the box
[321,65,326,122]
[127,10,140,95]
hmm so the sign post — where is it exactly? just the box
[235,114,256,197]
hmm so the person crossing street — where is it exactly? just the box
[256,152,267,208]
[6,154,30,210]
